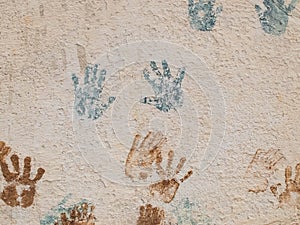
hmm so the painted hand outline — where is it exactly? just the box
[125,131,167,180]
[188,0,222,31]
[137,204,165,225]
[149,150,193,203]
[255,0,299,35]
[141,60,185,112]
[72,64,116,120]
[0,141,45,208]
[246,149,284,193]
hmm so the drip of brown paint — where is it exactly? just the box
[136,204,165,225]
[0,141,45,208]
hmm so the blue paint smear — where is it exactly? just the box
[255,0,299,35]
[72,64,116,120]
[188,0,222,31]
[172,198,212,225]
[141,60,185,112]
[40,194,92,225]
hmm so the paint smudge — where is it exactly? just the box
[141,60,185,112]
[188,0,222,31]
[0,141,45,208]
[40,195,96,225]
[72,64,116,120]
[149,150,193,203]
[255,0,299,35]
[136,204,165,225]
[270,163,300,207]
[76,44,87,74]
[172,198,212,225]
[125,131,167,180]
[246,148,284,193]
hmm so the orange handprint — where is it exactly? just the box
[0,141,45,208]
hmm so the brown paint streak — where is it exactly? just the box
[246,148,284,193]
[136,204,165,225]
[54,203,96,225]
[0,141,45,208]
[125,131,167,180]
[150,150,192,203]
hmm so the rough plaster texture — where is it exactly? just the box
[0,0,299,224]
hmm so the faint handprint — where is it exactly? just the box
[149,150,193,203]
[72,64,116,120]
[188,0,222,31]
[125,131,167,180]
[270,163,300,207]
[141,60,185,112]
[255,0,299,35]
[54,202,96,225]
[0,141,45,208]
[136,204,165,225]
[246,148,284,193]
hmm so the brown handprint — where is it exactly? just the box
[54,202,96,225]
[246,148,284,193]
[0,141,45,208]
[149,150,193,203]
[270,163,300,207]
[136,204,165,225]
[125,131,167,180]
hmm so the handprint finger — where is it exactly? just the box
[180,170,193,182]
[176,67,185,82]
[139,205,146,217]
[166,150,174,176]
[125,134,141,177]
[188,0,195,10]
[10,154,20,174]
[285,165,292,184]
[84,65,92,84]
[155,152,166,178]
[139,131,154,151]
[150,131,166,150]
[295,163,300,184]
[91,64,98,83]
[72,74,79,89]
[175,157,186,175]
[0,145,11,160]
[145,204,152,218]
[268,152,285,169]
[97,69,106,89]
[33,168,45,182]
[150,61,162,77]
[22,157,32,181]
[162,60,171,78]
[141,96,159,106]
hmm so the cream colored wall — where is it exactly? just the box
[0,0,299,224]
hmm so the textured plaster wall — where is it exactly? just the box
[0,0,299,224]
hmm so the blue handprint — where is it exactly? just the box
[72,64,115,120]
[255,0,299,35]
[172,198,212,225]
[188,0,222,31]
[141,60,185,112]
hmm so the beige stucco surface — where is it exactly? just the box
[0,0,299,224]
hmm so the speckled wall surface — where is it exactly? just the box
[0,0,299,224]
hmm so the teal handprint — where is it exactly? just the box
[72,64,115,120]
[172,198,212,225]
[188,0,222,31]
[255,0,299,35]
[141,60,185,112]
